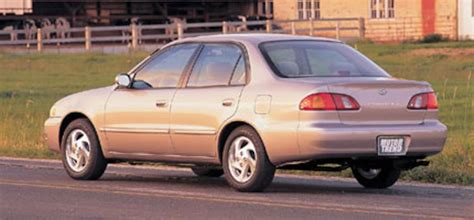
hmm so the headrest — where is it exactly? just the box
[275,61,300,76]
[201,62,234,85]
[329,62,357,76]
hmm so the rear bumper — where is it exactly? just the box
[44,117,62,152]
[298,120,447,160]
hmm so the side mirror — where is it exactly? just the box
[115,73,131,88]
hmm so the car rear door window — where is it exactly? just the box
[133,44,199,88]
[230,57,246,85]
[187,44,244,87]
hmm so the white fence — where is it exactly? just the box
[0,18,364,51]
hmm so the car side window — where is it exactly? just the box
[133,44,199,89]
[187,44,244,87]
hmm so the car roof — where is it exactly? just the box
[174,33,342,45]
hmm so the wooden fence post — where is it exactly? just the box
[291,22,296,35]
[26,32,30,48]
[131,23,138,49]
[265,19,272,33]
[85,26,91,51]
[222,21,228,34]
[36,28,42,52]
[309,18,314,36]
[335,21,340,40]
[177,22,183,40]
[358,17,365,39]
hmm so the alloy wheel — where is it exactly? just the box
[65,129,91,172]
[228,136,257,183]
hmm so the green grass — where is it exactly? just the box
[352,41,474,185]
[1,42,473,185]
[0,52,148,158]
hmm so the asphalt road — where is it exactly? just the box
[0,157,472,220]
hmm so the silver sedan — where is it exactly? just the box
[44,34,447,192]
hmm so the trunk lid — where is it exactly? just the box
[327,78,431,125]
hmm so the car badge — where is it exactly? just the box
[378,88,387,96]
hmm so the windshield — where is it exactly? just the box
[260,41,390,78]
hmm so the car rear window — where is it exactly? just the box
[260,41,390,78]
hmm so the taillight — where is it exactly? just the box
[407,92,438,110]
[300,93,360,111]
[332,94,361,110]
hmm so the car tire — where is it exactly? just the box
[222,126,275,192]
[61,118,107,180]
[351,165,401,189]
[191,166,224,177]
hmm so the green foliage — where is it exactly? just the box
[419,33,445,43]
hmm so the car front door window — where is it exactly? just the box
[133,44,199,89]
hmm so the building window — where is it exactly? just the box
[370,0,395,19]
[261,0,274,18]
[388,0,395,17]
[297,0,320,20]
[298,0,304,19]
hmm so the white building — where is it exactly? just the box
[0,0,32,15]
[458,0,474,39]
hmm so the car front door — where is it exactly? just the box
[104,43,200,156]
[170,43,247,157]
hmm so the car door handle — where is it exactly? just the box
[156,100,168,108]
[222,99,234,107]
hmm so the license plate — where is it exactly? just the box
[377,136,406,156]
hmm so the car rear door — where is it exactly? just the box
[170,43,247,157]
[103,43,200,156]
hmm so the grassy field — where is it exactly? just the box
[1,41,473,185]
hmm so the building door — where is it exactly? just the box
[421,0,436,36]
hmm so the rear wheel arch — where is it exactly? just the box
[59,112,93,147]
[218,121,261,163]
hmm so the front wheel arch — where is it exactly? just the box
[59,112,93,148]
[60,118,108,180]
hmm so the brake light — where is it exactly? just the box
[300,93,360,111]
[407,92,438,110]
